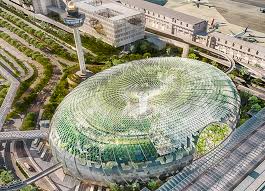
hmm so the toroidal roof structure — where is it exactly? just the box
[49,57,240,183]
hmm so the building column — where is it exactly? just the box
[73,28,86,74]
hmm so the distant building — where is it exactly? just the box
[206,32,265,69]
[74,0,145,47]
[5,0,265,72]
[118,0,208,41]
[7,0,56,14]
[6,0,145,47]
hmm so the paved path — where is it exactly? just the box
[0,39,34,82]
[0,4,97,57]
[0,64,19,130]
[0,48,25,78]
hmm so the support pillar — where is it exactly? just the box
[73,28,86,75]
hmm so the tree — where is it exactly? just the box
[21,112,37,131]
[0,170,14,185]
[131,182,140,191]
[20,185,37,191]
[201,57,208,63]
[251,103,262,112]
[239,67,249,77]
[188,53,199,60]
[228,73,236,80]
[143,52,151,58]
[166,47,172,56]
[211,61,218,67]
[147,179,159,190]
[248,96,259,105]
[112,59,123,66]
[110,183,120,191]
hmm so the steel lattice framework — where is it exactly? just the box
[49,57,240,183]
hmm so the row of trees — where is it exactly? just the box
[0,50,20,77]
[21,112,37,131]
[110,179,160,191]
[0,170,38,191]
[0,32,53,116]
[42,65,79,120]
[1,47,30,75]
[0,9,78,61]
[0,85,9,106]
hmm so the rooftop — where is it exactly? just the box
[75,0,142,21]
[49,57,240,164]
[118,0,205,25]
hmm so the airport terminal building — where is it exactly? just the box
[206,32,265,70]
[119,0,208,41]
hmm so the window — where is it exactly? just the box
[186,24,188,27]
[232,43,235,47]
[225,41,227,44]
[248,48,250,52]
[218,38,220,41]
[240,45,242,49]
[180,22,182,25]
[256,51,259,55]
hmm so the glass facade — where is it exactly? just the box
[49,57,240,183]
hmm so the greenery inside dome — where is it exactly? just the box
[195,123,232,157]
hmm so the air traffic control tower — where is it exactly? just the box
[63,1,88,78]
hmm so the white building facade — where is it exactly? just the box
[75,0,145,47]
[119,0,208,41]
[205,32,265,69]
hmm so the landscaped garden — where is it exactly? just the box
[0,169,39,191]
[0,82,9,106]
[195,123,232,157]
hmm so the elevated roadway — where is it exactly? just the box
[145,29,235,74]
[0,130,48,141]
[0,163,62,191]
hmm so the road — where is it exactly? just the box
[146,28,236,74]
[14,141,58,191]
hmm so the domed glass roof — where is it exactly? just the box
[49,57,240,166]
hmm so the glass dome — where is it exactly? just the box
[49,57,240,183]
